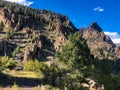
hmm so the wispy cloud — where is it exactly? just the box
[5,0,34,6]
[93,7,104,12]
[104,32,120,43]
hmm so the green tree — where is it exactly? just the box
[12,46,20,57]
[56,32,92,69]
[56,32,93,89]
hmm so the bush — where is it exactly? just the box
[0,56,16,70]
[24,60,48,72]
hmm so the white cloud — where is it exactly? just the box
[104,31,120,43]
[111,38,120,44]
[5,0,34,6]
[93,7,104,12]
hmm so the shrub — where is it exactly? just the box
[6,59,16,69]
[0,56,16,70]
[24,60,48,72]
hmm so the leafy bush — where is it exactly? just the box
[24,60,48,72]
[0,56,16,70]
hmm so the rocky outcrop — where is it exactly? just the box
[22,25,74,61]
[2,1,120,61]
[115,46,120,59]
[0,37,15,56]
[0,38,7,56]
[88,22,103,32]
[15,15,24,31]
[0,1,77,61]
[80,22,119,60]
[0,8,19,29]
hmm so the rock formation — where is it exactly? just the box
[80,22,120,60]
[0,1,77,62]
[0,1,120,61]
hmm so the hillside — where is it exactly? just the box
[0,1,120,62]
[0,1,77,62]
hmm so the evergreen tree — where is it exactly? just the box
[12,46,20,57]
[56,32,93,89]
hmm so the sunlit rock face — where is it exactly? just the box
[80,22,120,60]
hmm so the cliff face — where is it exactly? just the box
[115,46,120,59]
[0,1,120,62]
[80,22,120,60]
[0,1,77,61]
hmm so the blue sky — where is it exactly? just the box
[5,0,120,43]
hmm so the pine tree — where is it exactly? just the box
[56,32,93,89]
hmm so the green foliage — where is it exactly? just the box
[24,60,48,72]
[56,32,93,89]
[6,29,14,39]
[0,1,50,23]
[0,56,16,70]
[12,46,20,57]
[87,59,120,90]
[56,32,92,69]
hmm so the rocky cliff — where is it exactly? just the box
[80,22,120,60]
[0,1,77,62]
[0,1,120,62]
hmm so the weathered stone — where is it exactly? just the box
[81,22,119,60]
[0,3,75,62]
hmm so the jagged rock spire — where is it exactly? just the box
[88,22,103,32]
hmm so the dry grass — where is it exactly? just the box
[3,70,44,79]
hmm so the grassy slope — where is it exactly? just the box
[3,69,44,79]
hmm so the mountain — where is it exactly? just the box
[1,1,120,90]
[80,22,120,60]
[0,1,120,62]
[0,1,77,62]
